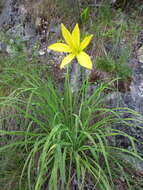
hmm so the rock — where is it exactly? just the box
[70,62,81,93]
[0,41,7,52]
[0,0,37,47]
[137,46,143,63]
[49,24,60,35]
[39,49,45,56]
[6,45,16,55]
[0,0,12,28]
[120,153,143,174]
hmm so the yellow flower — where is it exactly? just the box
[48,23,93,69]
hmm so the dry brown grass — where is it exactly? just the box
[26,0,57,20]
[25,0,78,28]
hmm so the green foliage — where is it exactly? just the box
[0,51,28,96]
[101,28,116,38]
[0,150,28,190]
[80,7,90,24]
[96,56,116,73]
[0,63,143,189]
[116,60,132,80]
[89,1,141,83]
[56,0,80,22]
[97,2,113,25]
[96,54,132,80]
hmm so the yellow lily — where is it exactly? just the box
[48,23,93,69]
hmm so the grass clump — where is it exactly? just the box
[96,54,132,80]
[96,56,116,73]
[0,64,143,189]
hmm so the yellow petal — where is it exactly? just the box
[72,23,80,48]
[61,24,74,49]
[48,43,71,52]
[76,51,92,69]
[80,34,93,51]
[60,54,75,69]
